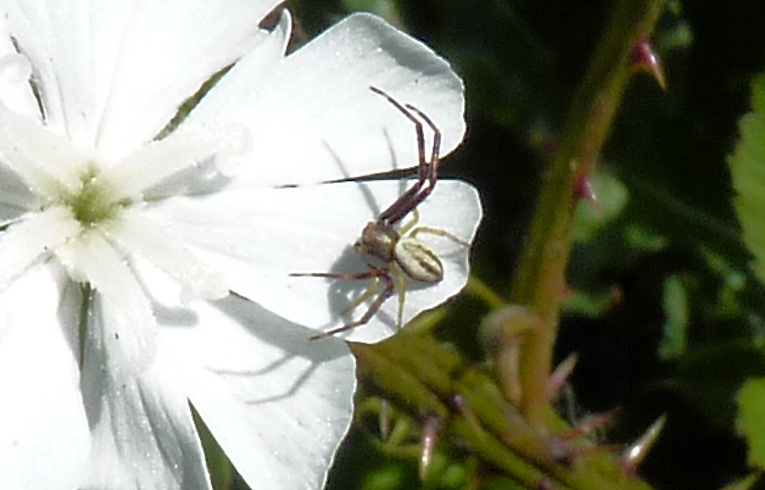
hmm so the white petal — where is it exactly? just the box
[102,207,228,302]
[80,293,211,490]
[0,206,81,292]
[0,263,89,490]
[186,12,465,187]
[0,164,37,217]
[146,180,482,343]
[0,100,88,194]
[158,295,355,490]
[56,229,157,371]
[1,0,279,160]
[0,52,42,122]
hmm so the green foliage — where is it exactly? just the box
[731,75,765,285]
[736,378,765,469]
[659,274,689,360]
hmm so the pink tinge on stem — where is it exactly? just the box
[419,414,443,482]
[631,38,667,90]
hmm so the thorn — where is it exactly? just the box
[552,410,616,443]
[547,410,619,463]
[480,306,539,405]
[631,38,667,90]
[537,478,557,490]
[621,414,667,475]
[379,399,391,440]
[561,410,618,440]
[453,394,484,435]
[546,353,578,401]
[419,414,442,482]
[574,173,601,214]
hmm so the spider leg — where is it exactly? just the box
[371,86,439,226]
[389,104,442,219]
[378,106,442,225]
[392,266,408,328]
[341,275,380,315]
[289,269,381,280]
[290,269,385,316]
[310,270,396,340]
[409,225,470,247]
[396,208,420,236]
[405,102,441,183]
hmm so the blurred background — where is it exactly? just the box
[242,1,765,489]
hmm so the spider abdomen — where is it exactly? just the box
[394,238,443,283]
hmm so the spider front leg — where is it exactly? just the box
[371,86,442,226]
[306,268,397,340]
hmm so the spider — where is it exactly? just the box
[293,86,467,340]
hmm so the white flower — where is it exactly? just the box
[0,1,481,490]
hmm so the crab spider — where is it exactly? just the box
[293,86,467,340]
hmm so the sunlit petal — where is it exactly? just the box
[188,12,465,187]
[56,229,157,371]
[0,206,80,291]
[80,291,211,490]
[0,263,89,490]
[158,295,355,490]
[1,0,278,159]
[103,207,229,302]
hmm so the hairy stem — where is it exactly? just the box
[509,0,667,427]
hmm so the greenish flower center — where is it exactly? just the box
[56,167,130,227]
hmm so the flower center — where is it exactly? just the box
[57,167,130,227]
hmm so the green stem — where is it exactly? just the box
[466,276,507,309]
[351,333,657,489]
[509,0,667,427]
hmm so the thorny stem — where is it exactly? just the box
[351,334,656,490]
[509,0,667,427]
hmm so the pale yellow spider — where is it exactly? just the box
[293,87,467,339]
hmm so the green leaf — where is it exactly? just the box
[736,377,765,469]
[731,75,765,284]
[658,274,689,360]
[341,0,401,22]
[718,473,762,490]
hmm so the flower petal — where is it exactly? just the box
[80,291,212,490]
[158,294,355,490]
[1,0,280,160]
[0,263,89,490]
[146,180,482,343]
[0,52,42,123]
[186,12,465,187]
[0,206,81,292]
[102,207,229,302]
[0,98,89,195]
[56,229,158,371]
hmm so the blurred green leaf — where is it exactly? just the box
[362,465,407,490]
[730,75,765,284]
[718,473,762,490]
[736,377,765,469]
[342,0,401,22]
[659,274,689,359]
